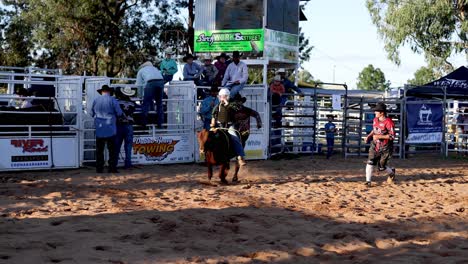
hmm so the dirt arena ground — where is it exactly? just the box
[0,156,467,264]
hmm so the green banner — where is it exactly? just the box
[194,29,264,52]
[264,29,299,63]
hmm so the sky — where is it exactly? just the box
[300,0,467,89]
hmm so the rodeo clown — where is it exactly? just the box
[364,102,396,187]
[210,88,247,166]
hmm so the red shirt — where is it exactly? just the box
[372,117,395,150]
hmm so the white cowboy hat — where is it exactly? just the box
[120,87,136,97]
[274,75,282,81]
[204,55,213,61]
[164,47,175,54]
[276,68,286,73]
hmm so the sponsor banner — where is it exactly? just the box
[0,138,51,169]
[118,135,193,165]
[264,29,299,63]
[244,133,267,160]
[406,103,443,143]
[194,29,264,53]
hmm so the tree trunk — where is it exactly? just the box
[188,0,195,54]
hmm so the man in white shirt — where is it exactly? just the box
[136,61,165,128]
[221,51,248,97]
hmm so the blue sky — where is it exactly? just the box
[300,0,467,89]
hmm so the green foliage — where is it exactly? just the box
[407,66,440,86]
[0,0,187,77]
[299,28,314,64]
[357,64,390,91]
[367,0,468,72]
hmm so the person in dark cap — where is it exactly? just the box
[364,102,396,186]
[214,53,229,85]
[91,85,123,173]
[324,114,337,159]
[221,51,248,97]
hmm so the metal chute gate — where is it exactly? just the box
[0,68,81,171]
[81,79,196,166]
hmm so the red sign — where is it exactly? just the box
[11,139,48,153]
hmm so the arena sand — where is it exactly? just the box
[0,156,466,263]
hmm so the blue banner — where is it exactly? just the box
[406,103,443,143]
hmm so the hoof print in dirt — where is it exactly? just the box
[94,245,110,251]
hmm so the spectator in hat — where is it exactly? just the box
[160,47,178,84]
[201,55,219,86]
[136,61,165,128]
[199,85,219,130]
[222,51,248,97]
[270,75,285,97]
[91,85,123,173]
[115,87,136,169]
[324,115,337,159]
[214,53,229,85]
[183,54,202,85]
[276,68,302,94]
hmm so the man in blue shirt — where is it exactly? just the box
[199,85,219,130]
[183,54,204,99]
[136,61,165,128]
[91,85,123,173]
[183,54,202,83]
[324,115,337,159]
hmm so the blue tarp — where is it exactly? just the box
[406,66,468,99]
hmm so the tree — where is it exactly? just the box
[357,64,391,91]
[0,0,187,76]
[367,0,467,73]
[407,66,440,86]
[299,28,314,64]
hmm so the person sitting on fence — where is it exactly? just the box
[199,85,219,130]
[15,88,34,109]
[270,75,285,97]
[136,61,165,129]
[183,54,202,85]
[211,88,247,166]
[324,114,337,159]
[201,55,219,86]
[364,102,396,187]
[276,68,303,94]
[214,53,229,85]
[91,85,123,173]
[160,47,178,84]
[231,93,262,146]
[115,87,136,169]
[222,51,248,97]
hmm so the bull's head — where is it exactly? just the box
[196,129,210,153]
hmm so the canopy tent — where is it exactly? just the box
[406,66,468,99]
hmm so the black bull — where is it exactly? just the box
[197,129,248,184]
